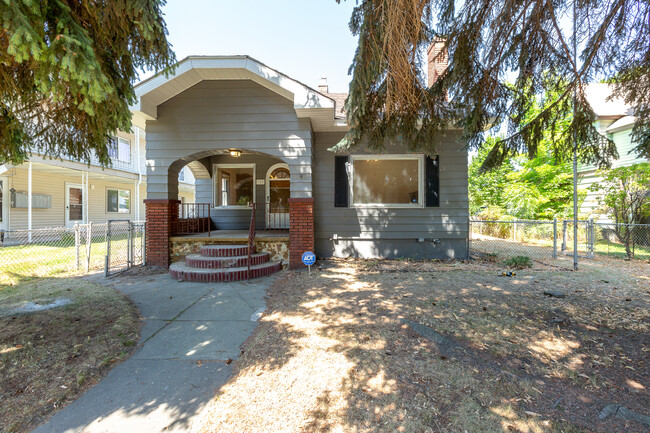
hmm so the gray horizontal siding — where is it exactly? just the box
[313,131,469,259]
[145,80,313,200]
[316,239,468,260]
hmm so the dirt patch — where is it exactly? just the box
[109,265,170,279]
[0,277,141,433]
[194,257,649,433]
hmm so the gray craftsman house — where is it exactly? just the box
[130,45,469,280]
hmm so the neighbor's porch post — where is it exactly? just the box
[288,197,314,269]
[28,161,32,242]
[144,199,179,267]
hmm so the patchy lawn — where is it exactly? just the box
[0,277,141,433]
[0,233,137,285]
[194,257,649,433]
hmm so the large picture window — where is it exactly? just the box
[213,164,255,207]
[107,189,130,213]
[351,155,423,207]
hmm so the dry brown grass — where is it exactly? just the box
[195,257,649,433]
[0,277,141,432]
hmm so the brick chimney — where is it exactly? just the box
[427,38,448,88]
[318,76,329,93]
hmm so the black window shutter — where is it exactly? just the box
[334,155,349,207]
[425,155,440,207]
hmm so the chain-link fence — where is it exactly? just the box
[470,219,559,261]
[104,220,145,277]
[470,219,650,263]
[592,222,650,260]
[559,220,592,258]
[0,221,145,283]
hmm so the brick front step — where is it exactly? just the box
[185,253,270,269]
[199,245,252,257]
[169,261,281,282]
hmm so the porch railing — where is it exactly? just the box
[254,202,290,230]
[176,203,211,236]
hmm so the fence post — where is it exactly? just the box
[74,223,80,271]
[467,219,472,259]
[553,218,558,259]
[142,222,146,266]
[561,220,567,252]
[513,221,517,242]
[128,221,134,269]
[85,222,92,273]
[587,219,594,259]
[104,221,110,277]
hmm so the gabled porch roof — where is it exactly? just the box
[131,55,348,133]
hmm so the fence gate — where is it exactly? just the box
[105,220,146,277]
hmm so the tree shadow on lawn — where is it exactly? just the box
[196,259,649,433]
[0,276,142,433]
[2,273,238,433]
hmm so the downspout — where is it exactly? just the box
[135,126,143,221]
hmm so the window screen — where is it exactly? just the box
[107,189,130,213]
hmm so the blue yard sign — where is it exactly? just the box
[302,251,316,266]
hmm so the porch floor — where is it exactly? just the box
[170,230,289,243]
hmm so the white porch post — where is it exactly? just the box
[83,171,89,224]
[28,161,32,242]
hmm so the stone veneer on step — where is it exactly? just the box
[169,245,282,282]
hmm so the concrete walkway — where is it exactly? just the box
[33,272,275,433]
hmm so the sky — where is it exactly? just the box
[157,0,359,93]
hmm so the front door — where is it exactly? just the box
[65,183,84,228]
[0,177,7,231]
[266,164,290,229]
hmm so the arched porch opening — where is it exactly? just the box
[145,147,313,269]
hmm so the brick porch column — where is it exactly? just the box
[144,199,180,268]
[288,197,314,269]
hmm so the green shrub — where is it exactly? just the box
[502,255,532,269]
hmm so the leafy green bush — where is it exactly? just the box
[502,255,532,269]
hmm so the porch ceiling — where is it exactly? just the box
[131,56,348,133]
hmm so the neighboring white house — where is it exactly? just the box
[579,83,649,217]
[0,127,196,232]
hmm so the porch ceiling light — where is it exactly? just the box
[229,149,242,158]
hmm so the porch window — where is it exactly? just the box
[107,189,130,213]
[213,164,255,207]
[108,137,131,163]
[350,155,423,207]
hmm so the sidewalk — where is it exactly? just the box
[32,272,275,433]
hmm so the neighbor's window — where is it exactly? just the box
[108,137,131,163]
[351,156,422,206]
[107,189,131,213]
[213,164,254,207]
